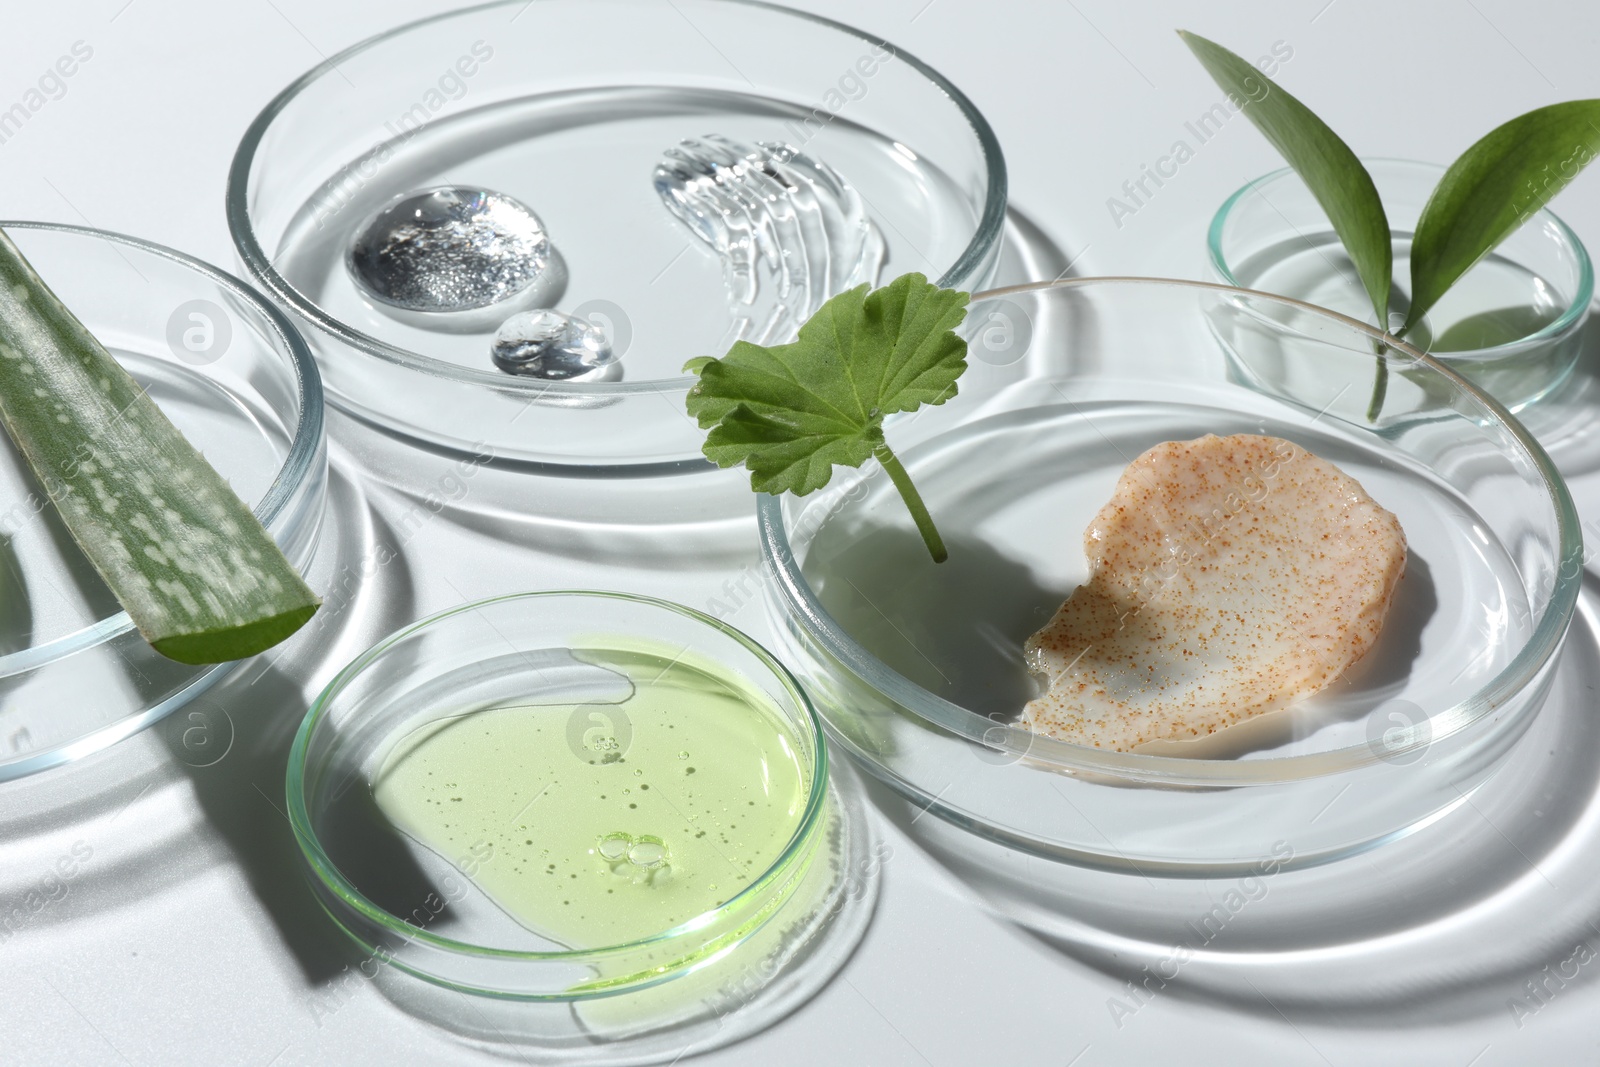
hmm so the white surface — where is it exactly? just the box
[2,1,1600,1064]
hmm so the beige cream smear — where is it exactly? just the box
[1022,434,1406,752]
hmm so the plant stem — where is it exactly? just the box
[875,443,947,563]
[1366,313,1417,421]
[1365,349,1389,422]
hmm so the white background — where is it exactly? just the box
[2,1,1600,1064]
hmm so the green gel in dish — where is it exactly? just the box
[371,645,811,949]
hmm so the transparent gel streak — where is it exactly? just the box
[654,135,886,348]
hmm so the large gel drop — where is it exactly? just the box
[346,186,553,317]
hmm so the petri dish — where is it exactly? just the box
[0,222,326,782]
[228,0,1007,473]
[288,591,875,1058]
[1209,159,1592,412]
[759,277,1579,875]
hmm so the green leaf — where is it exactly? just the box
[685,272,969,561]
[1407,100,1600,332]
[0,228,320,664]
[1179,30,1392,326]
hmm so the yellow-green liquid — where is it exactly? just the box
[371,647,811,949]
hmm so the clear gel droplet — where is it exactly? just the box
[490,309,619,381]
[347,186,552,316]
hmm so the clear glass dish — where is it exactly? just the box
[228,0,1007,473]
[0,222,327,782]
[288,590,873,1054]
[1209,158,1592,411]
[758,277,1581,875]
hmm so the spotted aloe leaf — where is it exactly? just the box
[0,228,319,664]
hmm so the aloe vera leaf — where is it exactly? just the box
[0,228,319,664]
[1407,100,1600,333]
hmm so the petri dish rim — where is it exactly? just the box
[0,220,325,679]
[1206,158,1595,355]
[285,589,831,972]
[756,275,1583,789]
[224,0,1010,403]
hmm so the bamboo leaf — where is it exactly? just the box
[1179,30,1392,326]
[0,228,320,664]
[1407,100,1600,332]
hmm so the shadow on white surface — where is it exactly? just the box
[359,760,882,1066]
[863,575,1600,1031]
[995,205,1082,287]
[157,455,425,985]
[1515,311,1600,478]
[0,454,398,961]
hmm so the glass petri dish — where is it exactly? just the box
[1209,159,1593,412]
[758,277,1581,875]
[288,590,872,1053]
[228,0,1007,473]
[0,222,327,783]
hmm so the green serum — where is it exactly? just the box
[372,646,811,949]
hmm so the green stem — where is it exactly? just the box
[1365,349,1389,422]
[1365,312,1417,421]
[875,443,947,563]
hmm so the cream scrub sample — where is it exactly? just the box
[372,646,811,948]
[1022,434,1407,751]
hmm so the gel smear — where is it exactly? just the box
[371,646,811,949]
